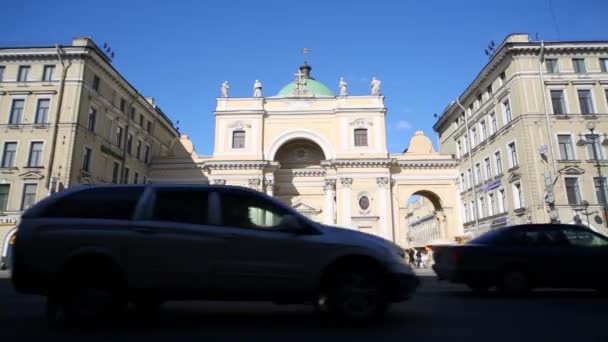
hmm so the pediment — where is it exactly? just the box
[507,172,521,183]
[19,170,44,180]
[558,165,585,175]
[292,200,321,214]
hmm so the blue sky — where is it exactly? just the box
[3,0,607,155]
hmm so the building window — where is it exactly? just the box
[557,134,575,160]
[470,127,477,147]
[139,115,144,127]
[354,128,368,147]
[577,89,594,114]
[134,172,139,184]
[573,58,586,73]
[88,108,97,132]
[550,90,566,114]
[546,58,558,73]
[456,140,462,158]
[478,196,485,218]
[27,142,43,167]
[1,142,17,168]
[136,140,142,160]
[470,200,475,220]
[42,65,55,81]
[0,66,4,82]
[502,99,512,124]
[586,134,605,160]
[484,157,492,180]
[499,188,507,212]
[92,75,100,91]
[147,121,152,133]
[130,107,136,120]
[508,142,518,168]
[82,147,92,172]
[480,120,487,141]
[489,192,496,216]
[144,145,150,163]
[495,150,503,174]
[9,99,25,125]
[143,176,148,184]
[475,163,481,185]
[232,130,245,149]
[21,184,37,210]
[467,169,472,189]
[127,134,133,155]
[123,167,130,184]
[116,126,124,148]
[17,65,30,82]
[112,162,120,184]
[513,182,524,209]
[0,184,9,212]
[601,58,608,73]
[594,177,608,205]
[120,98,127,113]
[487,84,493,96]
[565,177,581,205]
[463,203,469,222]
[499,71,506,85]
[489,112,497,134]
[358,195,370,211]
[460,173,465,191]
[35,99,50,124]
[463,134,468,154]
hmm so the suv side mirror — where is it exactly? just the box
[279,214,304,233]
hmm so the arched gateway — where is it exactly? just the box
[149,62,462,248]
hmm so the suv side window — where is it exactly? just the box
[218,192,286,230]
[508,227,568,247]
[151,189,210,225]
[42,187,144,220]
[562,227,608,247]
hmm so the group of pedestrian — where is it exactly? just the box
[407,249,423,268]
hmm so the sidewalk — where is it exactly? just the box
[413,267,436,277]
[0,270,10,279]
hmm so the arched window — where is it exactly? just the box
[354,128,368,147]
[232,130,245,149]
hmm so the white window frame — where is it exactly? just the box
[489,112,497,134]
[26,140,45,167]
[231,129,246,149]
[555,132,577,161]
[584,129,606,160]
[475,163,481,185]
[564,176,582,205]
[470,127,477,148]
[575,87,596,114]
[506,140,519,169]
[478,196,485,218]
[512,182,525,209]
[463,202,469,222]
[20,182,38,211]
[82,146,93,173]
[498,188,507,213]
[547,87,569,115]
[479,119,487,141]
[488,191,496,216]
[484,156,492,180]
[353,128,369,148]
[34,96,53,124]
[494,149,503,175]
[8,96,27,125]
[501,97,512,124]
[88,106,98,132]
[1,140,19,168]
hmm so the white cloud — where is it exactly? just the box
[397,120,412,130]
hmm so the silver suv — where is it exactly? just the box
[12,184,418,324]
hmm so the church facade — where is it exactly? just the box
[150,63,463,248]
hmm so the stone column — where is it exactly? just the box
[323,179,336,225]
[376,177,389,240]
[212,179,226,185]
[339,178,353,228]
[265,180,274,197]
[248,178,261,191]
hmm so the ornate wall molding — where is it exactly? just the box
[228,120,252,130]
[340,177,353,188]
[349,118,374,128]
[376,177,389,188]
[324,179,336,191]
[201,160,278,170]
[212,179,226,185]
[248,178,261,189]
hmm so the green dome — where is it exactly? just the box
[277,78,335,97]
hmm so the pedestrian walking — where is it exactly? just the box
[408,249,416,267]
[416,251,422,268]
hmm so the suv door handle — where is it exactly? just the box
[133,227,155,234]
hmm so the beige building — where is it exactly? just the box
[434,33,608,237]
[150,62,462,248]
[405,196,441,247]
[0,37,179,268]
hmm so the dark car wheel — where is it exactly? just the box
[499,269,530,296]
[326,267,388,323]
[59,267,126,325]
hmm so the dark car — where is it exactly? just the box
[432,224,608,294]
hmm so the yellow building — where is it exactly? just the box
[150,62,463,248]
[434,33,608,237]
[0,37,179,269]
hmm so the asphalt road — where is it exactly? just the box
[1,269,607,342]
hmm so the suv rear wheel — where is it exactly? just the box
[326,266,387,323]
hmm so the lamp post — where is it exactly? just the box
[585,121,608,228]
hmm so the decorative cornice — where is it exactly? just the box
[349,118,373,128]
[201,160,279,170]
[395,159,459,168]
[376,177,389,188]
[212,179,226,185]
[277,168,326,177]
[330,158,394,168]
[324,179,336,191]
[340,177,353,188]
